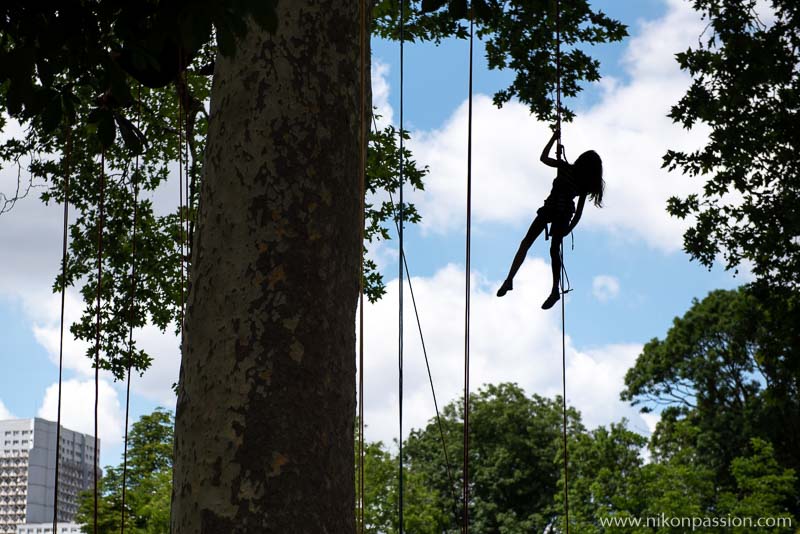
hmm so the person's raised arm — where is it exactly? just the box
[567,194,587,234]
[540,129,562,168]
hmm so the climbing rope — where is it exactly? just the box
[385,188,462,527]
[93,149,106,534]
[463,7,475,534]
[360,6,458,528]
[555,0,571,531]
[178,54,186,330]
[358,0,367,530]
[119,84,142,534]
[398,0,406,530]
[52,126,73,533]
[367,97,461,525]
[183,74,191,275]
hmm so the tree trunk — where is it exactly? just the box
[172,2,362,532]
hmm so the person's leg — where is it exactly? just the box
[497,215,547,297]
[542,221,568,309]
[549,237,562,293]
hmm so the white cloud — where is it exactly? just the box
[29,296,181,407]
[372,59,394,129]
[130,324,180,407]
[30,290,96,377]
[406,0,710,253]
[0,399,14,420]
[754,0,778,27]
[561,344,643,430]
[38,378,124,448]
[640,411,661,434]
[592,275,621,302]
[360,262,647,447]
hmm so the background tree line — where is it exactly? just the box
[84,306,799,534]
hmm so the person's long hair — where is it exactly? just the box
[574,150,604,207]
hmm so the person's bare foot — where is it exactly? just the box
[541,288,560,309]
[497,279,513,297]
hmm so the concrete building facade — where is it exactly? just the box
[0,419,97,534]
[16,522,80,534]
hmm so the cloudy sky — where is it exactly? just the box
[0,0,745,466]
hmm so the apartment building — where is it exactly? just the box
[16,523,80,534]
[0,419,97,534]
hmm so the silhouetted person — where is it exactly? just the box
[497,129,604,309]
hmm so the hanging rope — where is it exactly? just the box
[183,75,191,273]
[373,99,460,526]
[119,84,142,534]
[358,0,367,531]
[555,0,571,531]
[398,0,406,531]
[52,125,73,533]
[386,189,461,528]
[178,54,186,330]
[463,7,475,534]
[93,148,106,534]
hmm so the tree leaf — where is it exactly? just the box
[97,110,116,148]
[41,93,62,133]
[115,112,145,154]
[472,0,492,21]
[448,0,468,19]
[421,0,448,13]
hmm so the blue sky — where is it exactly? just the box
[0,0,744,466]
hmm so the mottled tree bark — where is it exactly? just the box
[172,2,362,532]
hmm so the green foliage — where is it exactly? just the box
[364,119,427,302]
[401,383,582,533]
[373,0,627,123]
[664,0,800,288]
[718,438,797,532]
[622,287,800,516]
[76,408,174,534]
[0,1,277,142]
[622,288,768,482]
[356,374,798,533]
[357,440,448,533]
[556,421,648,533]
[37,71,210,380]
[636,451,716,533]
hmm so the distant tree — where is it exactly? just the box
[556,422,648,533]
[624,290,760,481]
[718,438,796,533]
[664,0,800,288]
[76,408,173,534]
[622,288,800,510]
[357,440,448,534]
[637,448,716,533]
[402,383,582,533]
